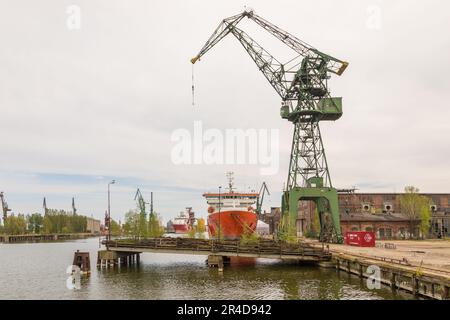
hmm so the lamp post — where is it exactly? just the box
[108,180,115,242]
[218,186,222,241]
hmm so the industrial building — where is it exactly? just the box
[86,217,101,235]
[261,192,450,240]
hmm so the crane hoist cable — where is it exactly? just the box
[191,63,195,106]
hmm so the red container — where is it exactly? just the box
[344,231,376,247]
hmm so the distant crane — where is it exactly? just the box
[43,197,48,215]
[134,188,148,221]
[150,192,154,217]
[135,188,159,237]
[0,192,11,224]
[192,9,348,242]
[72,197,77,215]
[256,182,270,216]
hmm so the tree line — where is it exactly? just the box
[0,209,87,235]
[116,208,206,239]
[120,209,165,239]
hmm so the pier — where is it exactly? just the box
[0,233,94,243]
[332,251,450,300]
[97,249,141,268]
[101,237,332,264]
[307,239,450,300]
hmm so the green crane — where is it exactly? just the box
[191,9,348,243]
[72,197,77,216]
[134,188,147,220]
[256,182,270,216]
[0,191,11,224]
[134,188,148,238]
[43,197,48,216]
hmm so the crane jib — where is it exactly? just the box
[191,10,348,77]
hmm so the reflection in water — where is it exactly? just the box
[0,237,412,300]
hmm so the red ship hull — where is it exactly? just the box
[208,210,257,239]
[172,224,189,234]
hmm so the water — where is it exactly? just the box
[0,237,412,300]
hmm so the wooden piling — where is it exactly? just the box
[207,255,224,268]
[328,253,450,300]
[391,272,396,289]
[443,285,449,300]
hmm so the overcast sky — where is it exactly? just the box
[1,0,449,223]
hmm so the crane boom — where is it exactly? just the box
[191,10,347,108]
[190,12,246,64]
[247,12,348,75]
[230,27,287,98]
[191,10,348,75]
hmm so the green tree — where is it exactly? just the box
[110,219,121,237]
[43,215,53,233]
[123,209,140,239]
[277,214,297,244]
[419,204,431,238]
[399,186,432,239]
[187,227,196,238]
[27,213,44,233]
[68,215,83,233]
[240,223,259,245]
[139,213,148,239]
[148,212,164,238]
[4,214,27,235]
[41,209,88,234]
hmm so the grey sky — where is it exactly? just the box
[1,0,449,222]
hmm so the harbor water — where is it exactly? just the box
[0,237,412,300]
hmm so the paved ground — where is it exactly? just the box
[308,239,450,274]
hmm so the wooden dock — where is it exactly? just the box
[332,251,450,300]
[0,233,94,243]
[103,237,332,262]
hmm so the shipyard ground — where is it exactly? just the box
[307,238,450,299]
[308,239,450,275]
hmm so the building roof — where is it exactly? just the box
[338,192,450,196]
[340,212,419,222]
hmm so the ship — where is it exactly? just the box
[171,207,195,234]
[203,172,259,239]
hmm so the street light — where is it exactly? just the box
[108,180,116,242]
[218,186,222,241]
